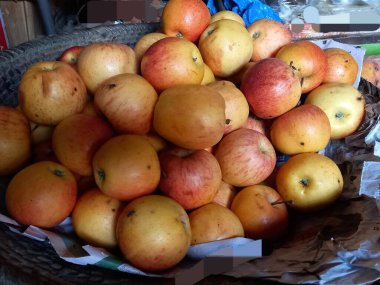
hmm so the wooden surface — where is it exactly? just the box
[0,0,43,47]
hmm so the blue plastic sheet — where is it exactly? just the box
[207,0,283,26]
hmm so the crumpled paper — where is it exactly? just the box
[0,40,379,285]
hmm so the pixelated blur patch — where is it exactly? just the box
[87,0,164,23]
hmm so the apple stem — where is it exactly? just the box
[97,168,106,183]
[53,169,65,177]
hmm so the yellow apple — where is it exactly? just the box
[201,63,216,85]
[305,83,365,140]
[198,19,253,78]
[210,10,245,26]
[207,80,249,134]
[188,202,244,245]
[276,152,344,212]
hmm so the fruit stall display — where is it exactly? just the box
[0,0,380,284]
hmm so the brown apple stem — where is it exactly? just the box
[271,199,293,206]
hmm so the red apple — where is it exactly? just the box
[0,106,31,175]
[18,61,88,125]
[6,161,77,228]
[58,46,84,65]
[52,113,115,176]
[240,58,302,119]
[214,128,276,187]
[247,18,292,62]
[161,0,211,42]
[94,73,158,135]
[276,40,328,94]
[231,184,288,240]
[270,104,331,155]
[242,113,271,138]
[141,37,204,92]
[158,147,222,210]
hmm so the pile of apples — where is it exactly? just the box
[0,0,367,273]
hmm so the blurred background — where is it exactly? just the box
[0,0,379,50]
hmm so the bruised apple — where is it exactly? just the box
[77,43,137,94]
[189,203,244,245]
[153,84,225,150]
[305,83,365,139]
[0,106,31,176]
[116,195,191,272]
[161,0,210,42]
[247,18,291,62]
[241,58,302,119]
[231,184,288,240]
[71,188,124,249]
[276,40,327,94]
[94,73,158,135]
[92,135,160,201]
[52,113,114,176]
[214,128,276,187]
[141,37,204,92]
[6,161,77,228]
[276,152,344,212]
[159,147,222,210]
[18,61,88,125]
[207,80,249,134]
[270,104,331,155]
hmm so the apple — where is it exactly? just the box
[214,128,276,187]
[207,80,249,134]
[240,58,302,119]
[116,195,191,272]
[226,61,256,87]
[153,84,225,150]
[322,47,358,85]
[133,32,168,71]
[77,43,137,94]
[52,113,114,176]
[212,180,237,208]
[361,58,380,87]
[6,161,77,228]
[58,45,84,65]
[71,188,124,249]
[161,0,210,42]
[29,122,54,145]
[231,184,288,240]
[0,106,31,176]
[201,63,216,85]
[276,152,344,212]
[275,40,327,94]
[18,61,88,125]
[81,99,103,117]
[188,202,244,245]
[210,10,245,26]
[31,139,58,163]
[305,83,365,140]
[198,19,253,78]
[94,73,158,135]
[143,132,169,153]
[242,113,271,138]
[141,37,204,92]
[270,104,331,155]
[247,18,291,62]
[158,147,222,210]
[92,135,161,201]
